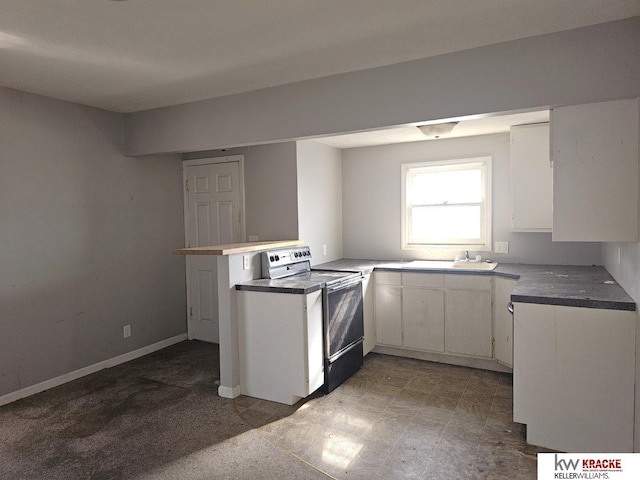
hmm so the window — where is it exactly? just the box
[401,157,491,250]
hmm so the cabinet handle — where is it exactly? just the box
[507,302,514,315]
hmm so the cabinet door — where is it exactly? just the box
[513,303,635,452]
[552,98,639,241]
[361,274,375,355]
[512,303,555,426]
[493,278,518,367]
[445,289,492,358]
[402,287,445,352]
[510,123,551,231]
[304,291,325,396]
[374,284,402,346]
[238,290,323,405]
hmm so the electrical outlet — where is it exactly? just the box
[495,241,509,254]
[322,245,327,255]
[123,325,131,338]
[243,255,251,270]
[248,235,259,242]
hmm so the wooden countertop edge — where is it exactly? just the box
[173,239,303,256]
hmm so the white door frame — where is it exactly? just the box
[182,155,246,341]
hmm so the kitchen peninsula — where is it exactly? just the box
[174,240,302,399]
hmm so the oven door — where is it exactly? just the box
[323,276,364,362]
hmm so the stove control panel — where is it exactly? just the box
[264,246,311,266]
[261,246,312,278]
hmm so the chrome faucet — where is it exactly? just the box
[464,250,470,261]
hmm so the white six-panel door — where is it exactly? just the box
[183,156,245,342]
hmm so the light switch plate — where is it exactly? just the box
[495,241,509,254]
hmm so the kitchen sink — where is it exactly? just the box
[403,260,498,271]
[452,261,498,270]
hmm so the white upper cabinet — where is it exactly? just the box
[510,123,552,232]
[551,98,639,242]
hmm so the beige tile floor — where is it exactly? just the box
[234,353,552,480]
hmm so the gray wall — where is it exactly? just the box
[0,87,186,398]
[183,142,299,242]
[296,140,343,264]
[603,244,640,303]
[124,17,640,156]
[184,140,343,259]
[342,133,602,264]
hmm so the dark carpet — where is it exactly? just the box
[0,341,331,480]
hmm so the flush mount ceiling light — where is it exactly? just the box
[417,121,459,138]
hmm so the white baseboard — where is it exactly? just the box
[372,345,513,373]
[218,384,241,399]
[0,334,188,407]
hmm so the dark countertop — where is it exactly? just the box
[235,270,361,295]
[235,277,323,295]
[313,259,636,311]
[313,259,381,275]
[498,264,636,311]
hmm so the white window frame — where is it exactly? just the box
[401,157,492,252]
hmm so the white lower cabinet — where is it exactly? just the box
[374,272,494,360]
[493,277,518,367]
[374,272,402,346]
[513,302,635,452]
[444,274,493,359]
[362,273,376,355]
[237,289,324,405]
[444,289,492,358]
[402,286,445,352]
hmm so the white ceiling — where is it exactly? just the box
[1,1,639,114]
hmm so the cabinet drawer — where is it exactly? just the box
[402,273,444,288]
[375,271,401,285]
[445,274,492,291]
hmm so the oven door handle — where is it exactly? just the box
[325,276,363,293]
